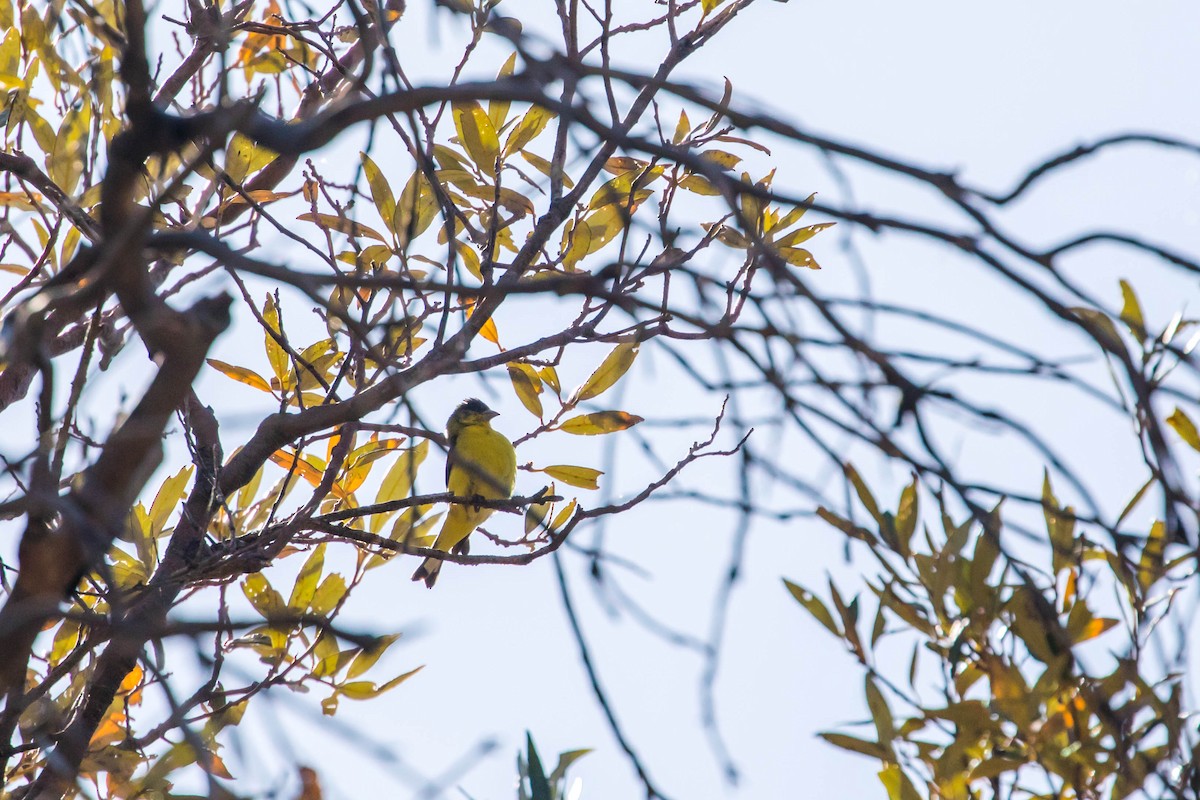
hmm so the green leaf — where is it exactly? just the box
[844,464,884,527]
[569,341,639,404]
[525,733,552,800]
[1069,306,1126,355]
[548,748,592,790]
[559,411,643,435]
[865,676,894,749]
[818,732,889,761]
[783,579,839,636]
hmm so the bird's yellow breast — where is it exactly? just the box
[447,424,516,500]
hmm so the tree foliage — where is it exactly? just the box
[0,0,1198,798]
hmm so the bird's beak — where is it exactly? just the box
[484,410,500,420]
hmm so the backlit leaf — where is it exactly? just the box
[205,359,274,394]
[570,341,639,404]
[1166,407,1200,451]
[508,363,544,419]
[539,465,602,490]
[296,212,387,243]
[559,411,643,435]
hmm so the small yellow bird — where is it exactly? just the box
[412,398,517,588]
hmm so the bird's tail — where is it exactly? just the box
[412,557,441,588]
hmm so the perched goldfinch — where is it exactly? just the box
[412,398,517,588]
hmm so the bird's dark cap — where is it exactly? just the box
[459,397,499,418]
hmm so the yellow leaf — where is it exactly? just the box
[147,466,193,538]
[205,358,274,394]
[774,222,835,248]
[520,150,574,188]
[345,633,401,680]
[1166,407,1200,451]
[777,246,820,269]
[700,150,741,170]
[296,212,387,243]
[560,411,643,435]
[570,341,639,404]
[550,498,578,531]
[508,363,544,418]
[538,366,561,394]
[504,105,553,156]
[262,294,289,386]
[453,101,500,177]
[539,465,602,490]
[602,156,646,175]
[361,152,397,236]
[672,109,691,144]
[679,173,721,196]
[287,543,325,613]
[488,52,518,130]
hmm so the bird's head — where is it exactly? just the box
[447,398,500,435]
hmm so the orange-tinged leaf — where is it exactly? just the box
[539,465,602,490]
[206,358,274,393]
[1072,616,1119,643]
[269,449,350,500]
[559,411,643,435]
